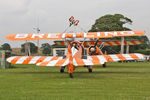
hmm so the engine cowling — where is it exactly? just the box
[88,46,100,55]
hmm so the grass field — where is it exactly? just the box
[0,62,150,100]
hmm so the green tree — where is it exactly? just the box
[89,14,132,32]
[1,43,12,51]
[41,43,51,55]
[88,14,149,53]
[21,42,38,54]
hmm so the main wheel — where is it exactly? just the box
[88,66,93,73]
[60,69,64,73]
[88,68,92,72]
[102,63,106,68]
[60,66,65,73]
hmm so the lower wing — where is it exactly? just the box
[7,53,144,67]
[73,53,145,66]
[37,53,145,67]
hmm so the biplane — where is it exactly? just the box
[6,30,145,78]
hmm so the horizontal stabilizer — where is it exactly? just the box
[73,58,103,66]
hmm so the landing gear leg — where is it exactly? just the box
[68,64,74,78]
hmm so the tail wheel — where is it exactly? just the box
[69,73,73,78]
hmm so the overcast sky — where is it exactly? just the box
[0,0,150,47]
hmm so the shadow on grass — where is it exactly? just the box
[5,69,149,79]
[74,71,149,79]
[7,62,150,79]
[9,66,28,69]
[12,70,147,74]
[95,65,147,68]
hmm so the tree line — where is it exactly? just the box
[0,42,52,55]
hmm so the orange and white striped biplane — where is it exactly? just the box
[6,31,145,78]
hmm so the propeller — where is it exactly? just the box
[88,39,104,55]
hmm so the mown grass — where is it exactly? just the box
[0,62,150,100]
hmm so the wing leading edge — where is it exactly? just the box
[72,53,145,66]
[6,31,145,41]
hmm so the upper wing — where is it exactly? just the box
[54,40,144,46]
[6,56,63,64]
[6,31,145,41]
[73,53,145,66]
